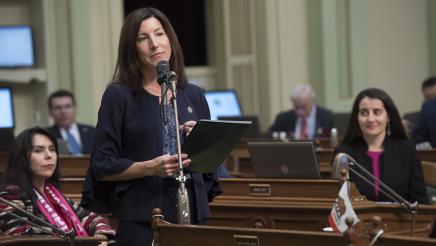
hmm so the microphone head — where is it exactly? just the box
[156,60,170,85]
[332,152,351,179]
[336,153,350,165]
[168,71,178,83]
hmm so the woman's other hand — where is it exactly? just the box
[94,234,108,246]
[151,154,191,176]
[180,120,197,136]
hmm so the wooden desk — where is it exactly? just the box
[152,223,350,246]
[0,236,103,245]
[210,198,436,237]
[58,177,436,238]
[152,208,436,246]
[151,208,354,246]
[60,178,352,204]
[210,179,436,237]
[419,150,436,162]
[215,178,361,203]
[422,161,436,187]
[57,155,91,177]
[60,177,85,201]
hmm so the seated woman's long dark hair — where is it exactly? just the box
[0,127,61,204]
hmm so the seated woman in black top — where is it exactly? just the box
[333,88,428,204]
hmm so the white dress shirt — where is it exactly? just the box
[59,123,83,150]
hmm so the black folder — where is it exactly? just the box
[182,119,251,173]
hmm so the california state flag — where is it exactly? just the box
[328,181,360,233]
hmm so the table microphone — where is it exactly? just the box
[0,196,75,243]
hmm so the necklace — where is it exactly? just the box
[145,88,172,104]
[145,88,161,97]
[144,86,171,96]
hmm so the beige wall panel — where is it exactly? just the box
[274,0,309,118]
[365,0,429,114]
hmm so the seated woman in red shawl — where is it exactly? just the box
[0,127,115,245]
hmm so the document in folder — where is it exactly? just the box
[182,119,251,173]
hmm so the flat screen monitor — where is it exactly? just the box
[0,87,15,128]
[0,25,35,68]
[204,89,242,120]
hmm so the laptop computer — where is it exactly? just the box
[218,115,260,138]
[247,141,321,179]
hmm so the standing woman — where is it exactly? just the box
[81,7,222,245]
[333,88,428,204]
[0,127,114,244]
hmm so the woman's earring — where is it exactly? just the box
[387,122,391,136]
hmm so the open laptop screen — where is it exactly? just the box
[247,141,321,179]
[204,89,242,120]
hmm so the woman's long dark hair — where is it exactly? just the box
[341,88,408,144]
[0,127,61,203]
[112,7,188,90]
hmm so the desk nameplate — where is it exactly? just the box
[249,184,271,196]
[233,235,259,246]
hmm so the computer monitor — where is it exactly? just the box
[204,89,242,120]
[0,25,35,68]
[0,87,15,129]
[0,87,15,151]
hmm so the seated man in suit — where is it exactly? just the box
[403,77,436,136]
[47,89,95,155]
[268,84,333,140]
[413,98,436,148]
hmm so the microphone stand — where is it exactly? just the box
[333,153,418,236]
[161,80,169,124]
[0,196,75,245]
[167,71,191,224]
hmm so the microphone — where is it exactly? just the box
[332,152,418,234]
[0,196,75,242]
[156,60,170,124]
[168,71,177,95]
[331,152,351,179]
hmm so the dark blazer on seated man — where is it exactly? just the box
[47,124,96,154]
[413,99,436,147]
[268,84,333,139]
[268,105,333,138]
